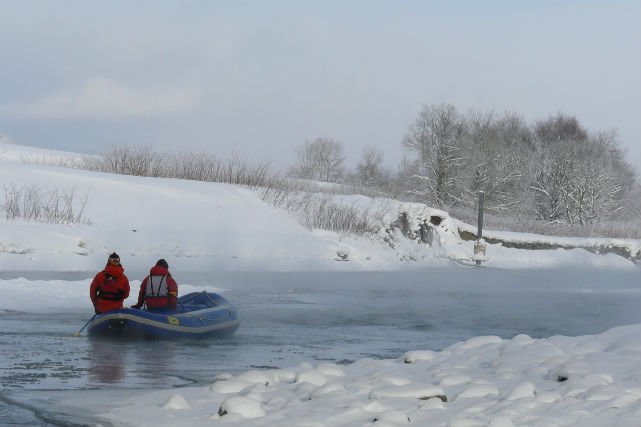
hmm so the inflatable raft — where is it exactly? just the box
[86,291,240,338]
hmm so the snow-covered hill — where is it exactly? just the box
[0,143,637,272]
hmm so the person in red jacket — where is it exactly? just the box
[90,252,130,314]
[132,259,178,311]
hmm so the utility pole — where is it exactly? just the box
[474,191,486,266]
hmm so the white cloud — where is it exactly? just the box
[0,77,201,120]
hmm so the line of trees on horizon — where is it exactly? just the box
[20,103,635,237]
[288,103,640,227]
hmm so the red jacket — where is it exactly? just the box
[134,265,178,309]
[90,265,130,314]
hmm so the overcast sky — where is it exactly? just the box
[1,0,639,171]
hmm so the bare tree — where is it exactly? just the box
[530,117,629,224]
[564,131,627,224]
[353,146,384,187]
[400,106,635,227]
[623,181,641,232]
[403,103,467,207]
[462,110,526,215]
[534,113,588,147]
[289,137,345,182]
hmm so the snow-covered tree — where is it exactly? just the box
[530,116,628,224]
[353,146,385,188]
[399,106,636,228]
[289,138,345,183]
[462,110,525,215]
[403,103,467,207]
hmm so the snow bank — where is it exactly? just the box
[0,277,225,313]
[0,143,638,271]
[89,325,640,426]
[0,140,86,165]
[0,159,392,272]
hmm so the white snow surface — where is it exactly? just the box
[52,325,638,427]
[0,139,86,165]
[0,142,638,272]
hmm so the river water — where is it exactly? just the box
[1,268,639,425]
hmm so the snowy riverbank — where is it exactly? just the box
[1,143,639,272]
[41,324,638,427]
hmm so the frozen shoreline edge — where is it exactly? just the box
[20,324,639,427]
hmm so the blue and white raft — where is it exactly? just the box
[86,291,240,338]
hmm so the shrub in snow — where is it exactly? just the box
[2,183,90,224]
[82,144,276,190]
[264,192,388,237]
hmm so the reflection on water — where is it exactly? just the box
[87,337,180,388]
[88,338,126,385]
[130,340,178,387]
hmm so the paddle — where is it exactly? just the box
[74,314,97,337]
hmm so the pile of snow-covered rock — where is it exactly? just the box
[90,325,640,426]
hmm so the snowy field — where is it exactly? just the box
[0,143,640,426]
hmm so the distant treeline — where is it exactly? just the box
[289,104,640,234]
[69,104,639,239]
[401,104,637,226]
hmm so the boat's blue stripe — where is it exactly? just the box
[89,312,239,334]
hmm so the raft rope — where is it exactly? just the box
[175,291,235,323]
[179,290,218,306]
[180,309,235,323]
